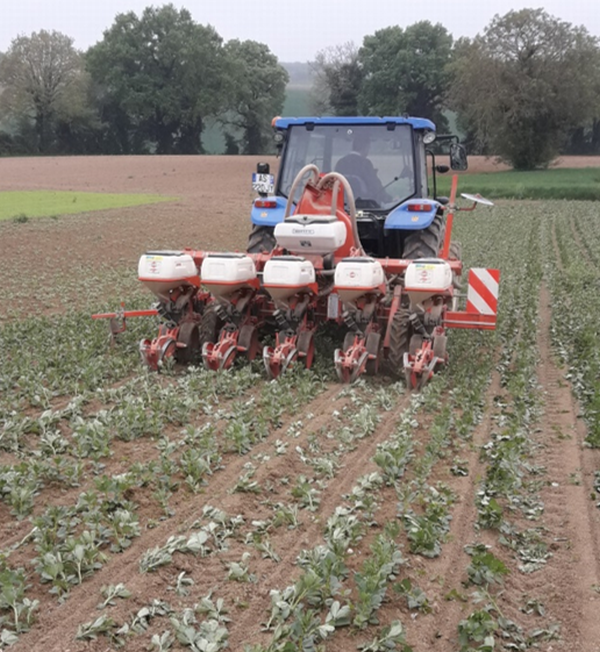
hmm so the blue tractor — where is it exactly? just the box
[248,116,468,259]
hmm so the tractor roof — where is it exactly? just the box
[273,116,435,131]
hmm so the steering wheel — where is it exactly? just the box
[343,174,370,200]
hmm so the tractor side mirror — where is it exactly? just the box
[435,164,450,174]
[450,143,468,171]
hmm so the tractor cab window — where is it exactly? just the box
[279,124,416,210]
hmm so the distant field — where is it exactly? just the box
[0,190,175,221]
[282,85,312,116]
[437,165,600,201]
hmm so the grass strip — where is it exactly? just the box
[0,191,176,221]
[434,167,600,201]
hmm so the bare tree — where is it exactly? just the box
[0,30,85,152]
[310,42,362,116]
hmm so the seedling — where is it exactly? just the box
[457,610,497,650]
[357,620,411,652]
[0,567,39,634]
[173,572,194,597]
[98,583,131,609]
[291,475,321,511]
[227,552,256,583]
[169,610,229,651]
[466,550,509,586]
[197,592,230,623]
[76,614,117,641]
[394,579,431,613]
[151,631,175,651]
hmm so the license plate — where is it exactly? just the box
[252,172,274,195]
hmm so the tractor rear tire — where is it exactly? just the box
[386,307,412,377]
[247,224,276,254]
[449,240,462,261]
[402,213,445,260]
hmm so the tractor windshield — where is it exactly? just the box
[279,124,417,211]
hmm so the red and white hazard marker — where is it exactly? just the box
[466,268,500,315]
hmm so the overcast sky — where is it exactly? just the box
[1,0,599,62]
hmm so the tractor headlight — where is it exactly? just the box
[423,130,436,144]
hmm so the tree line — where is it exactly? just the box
[0,5,288,156]
[311,9,600,169]
[1,6,599,168]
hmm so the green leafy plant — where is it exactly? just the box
[291,475,321,511]
[98,583,131,609]
[457,610,497,651]
[76,614,120,643]
[227,553,256,583]
[151,630,175,651]
[352,533,405,629]
[169,611,229,651]
[394,579,431,613]
[357,620,412,652]
[0,567,39,634]
[173,572,194,597]
[465,547,509,587]
[127,600,172,634]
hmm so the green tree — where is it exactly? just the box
[86,4,227,154]
[358,22,453,129]
[449,9,600,169]
[223,40,288,154]
[310,42,363,116]
[0,30,91,153]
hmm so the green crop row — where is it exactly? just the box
[542,204,600,447]
[2,196,599,650]
[452,201,568,650]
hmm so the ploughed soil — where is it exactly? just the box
[1,155,600,652]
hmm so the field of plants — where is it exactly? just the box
[1,156,600,652]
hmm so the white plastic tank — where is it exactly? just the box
[334,257,385,303]
[404,258,453,304]
[200,254,257,298]
[263,256,316,302]
[138,251,199,298]
[274,215,346,255]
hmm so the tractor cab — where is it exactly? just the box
[249,116,466,259]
